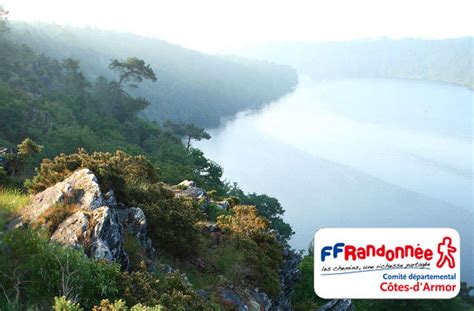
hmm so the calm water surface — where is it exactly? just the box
[195,77,473,282]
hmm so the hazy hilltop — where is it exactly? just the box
[230,38,473,89]
[8,22,298,127]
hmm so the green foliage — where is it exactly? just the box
[291,255,325,310]
[7,138,43,177]
[0,228,122,309]
[217,205,269,236]
[0,188,29,227]
[205,203,229,222]
[217,205,283,297]
[9,22,298,127]
[0,33,228,190]
[130,304,164,311]
[119,264,212,310]
[0,22,297,310]
[17,138,44,160]
[141,198,203,258]
[109,58,157,88]
[53,296,84,311]
[226,183,294,241]
[26,149,163,204]
[164,121,211,150]
[92,299,128,311]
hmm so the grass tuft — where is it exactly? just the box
[0,188,30,228]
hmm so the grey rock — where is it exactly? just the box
[14,169,156,270]
[23,168,104,222]
[117,207,156,258]
[249,291,272,311]
[104,189,117,208]
[203,223,221,233]
[214,200,230,210]
[196,289,210,300]
[273,249,302,311]
[50,211,89,249]
[174,180,206,200]
[220,288,248,311]
[318,299,355,311]
[50,206,129,268]
[88,206,128,267]
[177,180,196,188]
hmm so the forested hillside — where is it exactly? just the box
[232,38,473,88]
[8,22,298,127]
[0,15,298,309]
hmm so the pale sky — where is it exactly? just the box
[2,0,473,52]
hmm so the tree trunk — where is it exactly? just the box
[186,135,192,150]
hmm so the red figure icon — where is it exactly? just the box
[436,236,456,268]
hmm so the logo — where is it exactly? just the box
[437,237,456,268]
[314,228,460,299]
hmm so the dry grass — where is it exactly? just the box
[37,203,80,234]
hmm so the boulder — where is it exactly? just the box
[117,207,155,257]
[177,180,196,188]
[50,206,129,267]
[220,288,248,311]
[174,180,206,200]
[214,200,230,210]
[24,168,105,222]
[14,168,155,269]
[88,206,127,265]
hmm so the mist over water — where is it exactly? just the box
[196,77,473,282]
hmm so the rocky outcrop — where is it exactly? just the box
[318,299,355,311]
[274,248,302,310]
[219,287,273,311]
[173,180,206,200]
[23,169,105,221]
[11,168,154,270]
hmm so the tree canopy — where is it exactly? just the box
[164,121,211,150]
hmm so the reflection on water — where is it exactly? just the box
[196,77,473,282]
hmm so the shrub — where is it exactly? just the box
[217,205,283,297]
[53,296,84,311]
[26,149,163,205]
[205,203,229,222]
[130,304,164,311]
[92,299,127,311]
[141,198,204,258]
[119,263,213,310]
[217,205,269,237]
[0,228,122,310]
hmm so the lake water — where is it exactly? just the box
[195,77,473,283]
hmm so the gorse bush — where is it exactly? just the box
[217,205,283,297]
[26,149,165,204]
[119,263,213,310]
[141,198,204,258]
[53,296,83,311]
